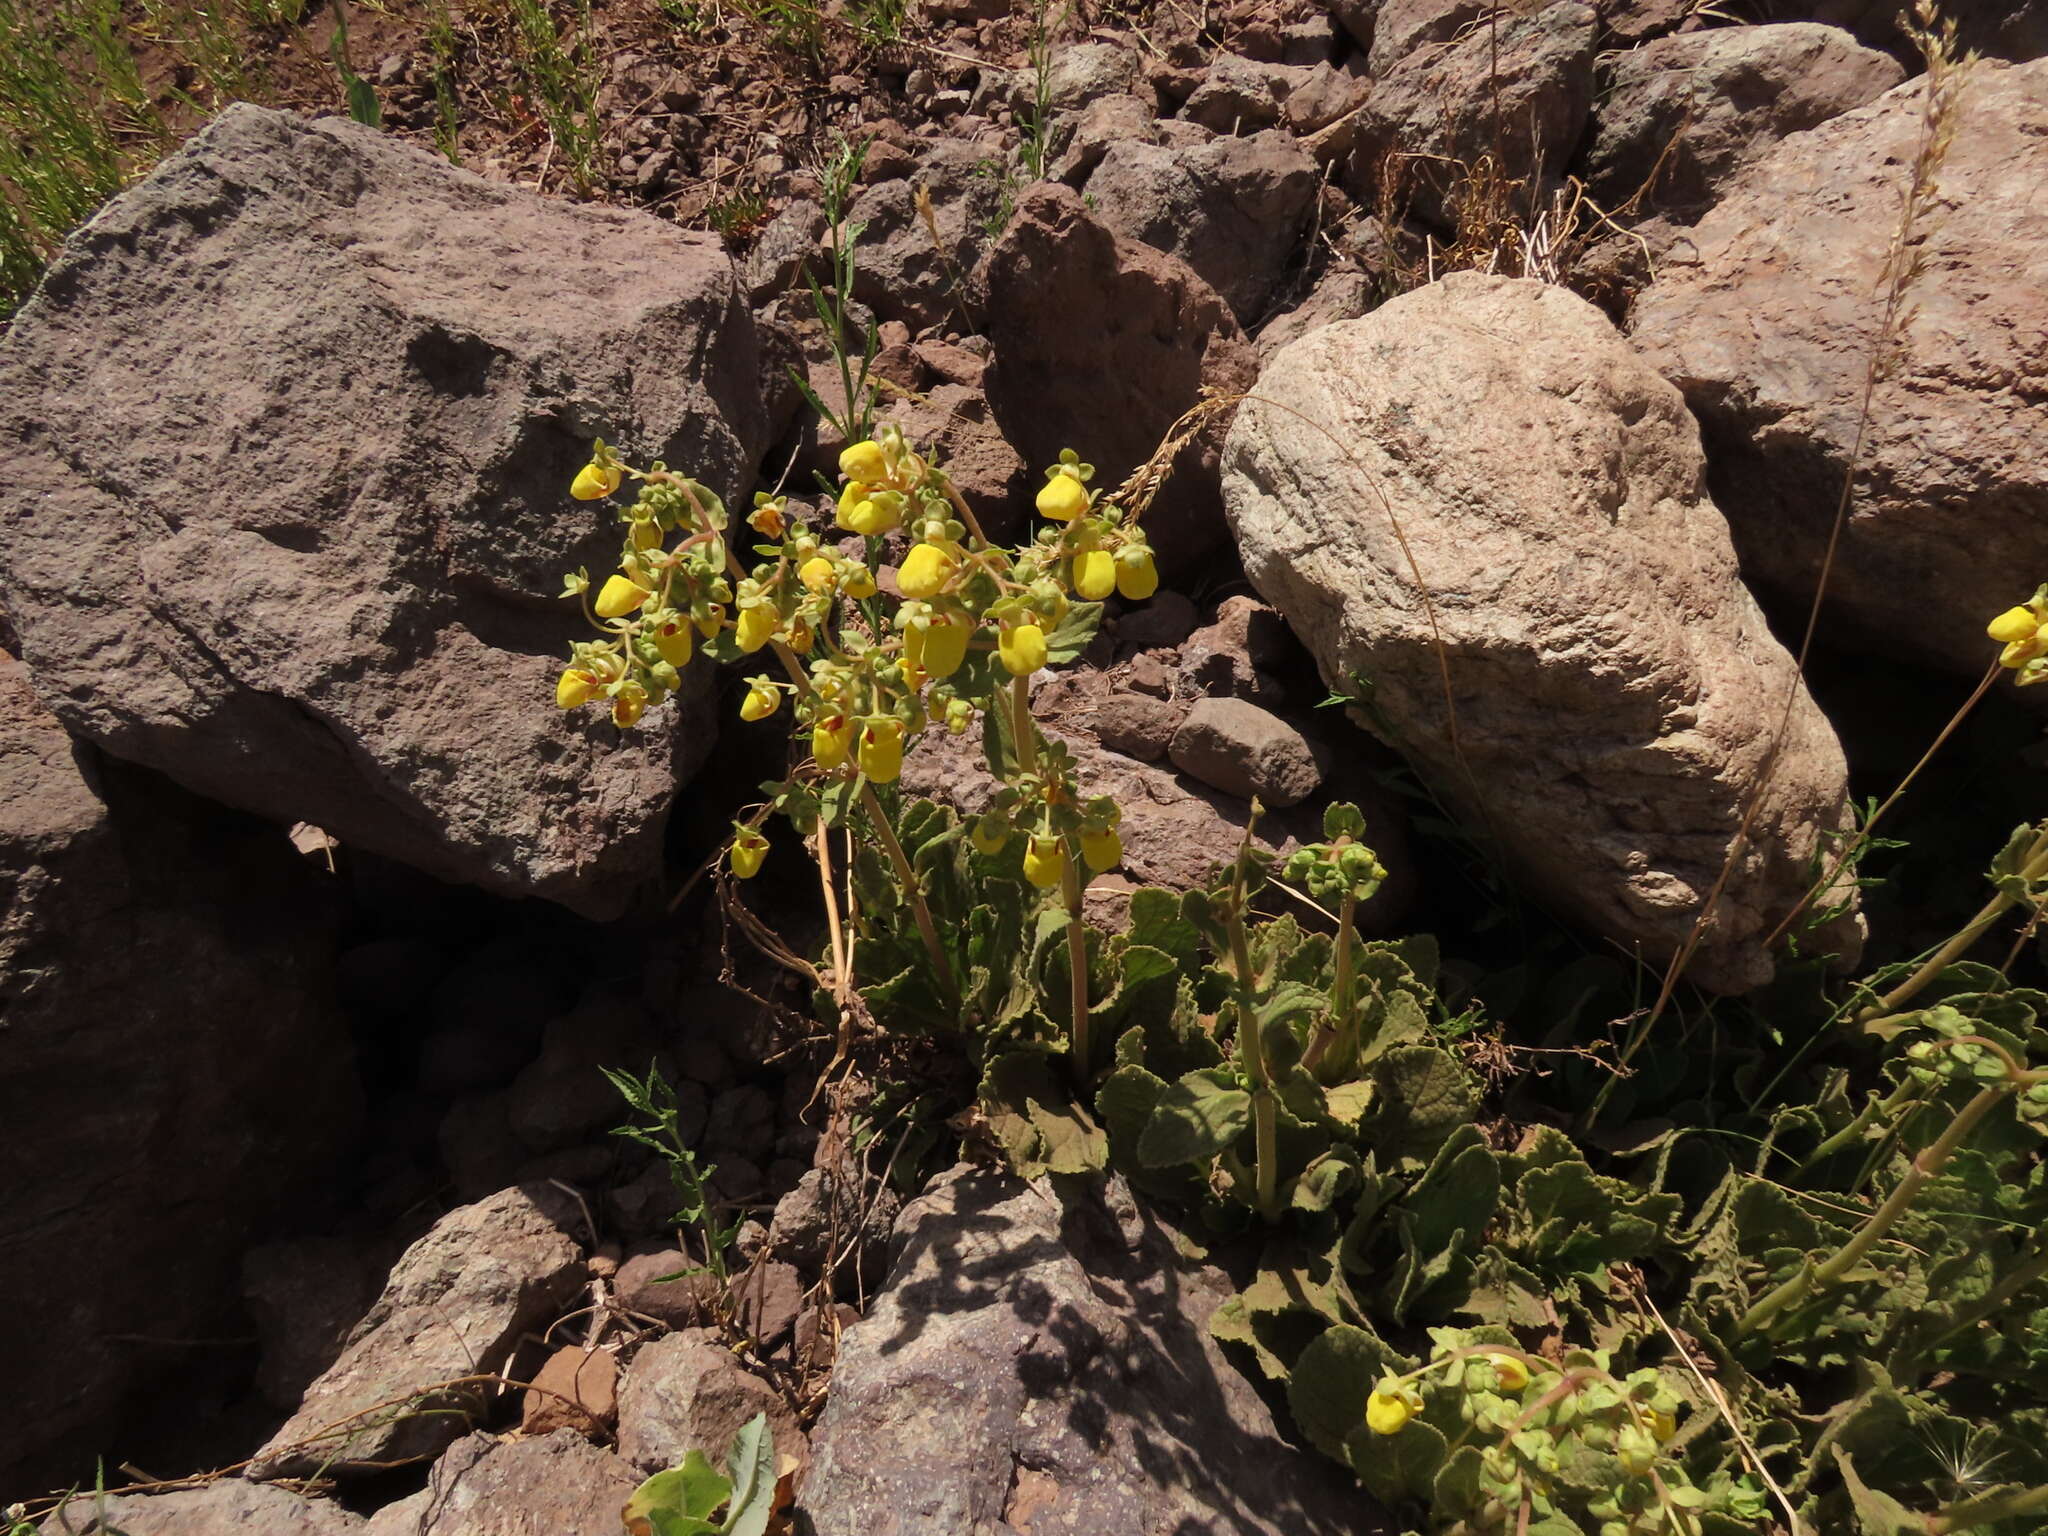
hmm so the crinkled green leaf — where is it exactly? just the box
[1138,1067,1251,1168]
[1287,1322,1412,1462]
[981,1050,1106,1178]
[1362,1046,1479,1174]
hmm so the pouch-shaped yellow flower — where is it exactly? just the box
[898,544,956,600]
[1000,623,1048,677]
[858,718,905,784]
[1036,474,1088,522]
[1023,835,1064,888]
[735,603,777,653]
[594,574,652,619]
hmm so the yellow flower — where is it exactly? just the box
[800,556,838,594]
[571,461,623,500]
[1987,606,2040,644]
[739,682,780,721]
[1489,1354,1530,1393]
[858,718,905,784]
[1074,549,1116,601]
[629,518,662,551]
[594,574,652,619]
[2000,635,2047,670]
[1023,835,1064,889]
[695,605,725,640]
[747,499,786,539]
[843,564,878,599]
[1365,1389,1413,1436]
[813,714,853,770]
[612,688,647,728]
[913,616,970,678]
[730,827,769,880]
[839,440,888,483]
[653,621,693,668]
[1080,827,1122,873]
[1000,623,1048,677]
[836,484,900,537]
[898,543,956,601]
[786,617,815,655]
[735,603,777,653]
[556,668,599,709]
[1115,547,1159,601]
[971,817,1011,856]
[1650,1409,1676,1445]
[1037,473,1088,522]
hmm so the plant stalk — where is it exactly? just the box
[1738,1081,2012,1337]
[1061,845,1090,1081]
[1226,902,1281,1220]
[1795,1071,1927,1179]
[858,781,956,1005]
[1860,830,2048,1021]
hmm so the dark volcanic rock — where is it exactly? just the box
[0,105,772,917]
[0,656,360,1491]
[796,1167,1376,1535]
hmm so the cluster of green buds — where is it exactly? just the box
[1281,803,1388,907]
[554,426,1156,889]
[1364,1339,1728,1536]
[1903,1008,2048,1118]
[1986,587,2048,684]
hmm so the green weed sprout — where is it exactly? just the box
[623,1411,777,1536]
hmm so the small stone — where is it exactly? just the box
[1094,693,1185,763]
[731,1259,804,1348]
[616,1334,807,1477]
[1169,697,1330,808]
[793,1303,863,1375]
[521,1345,621,1438]
[616,1250,720,1330]
[1126,651,1175,697]
[43,1483,362,1534]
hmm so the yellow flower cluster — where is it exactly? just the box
[1988,591,2048,684]
[552,441,735,728]
[553,426,1162,887]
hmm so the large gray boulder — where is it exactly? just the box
[1223,273,1861,993]
[0,656,360,1492]
[1630,60,2048,682]
[1354,1,1598,215]
[795,1167,1371,1535]
[979,185,1258,577]
[0,104,772,918]
[1083,129,1319,326]
[1585,23,1904,216]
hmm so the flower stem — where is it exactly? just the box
[1738,1082,2012,1338]
[1225,901,1280,1220]
[1794,1071,1926,1180]
[1859,828,2048,1023]
[1061,845,1091,1082]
